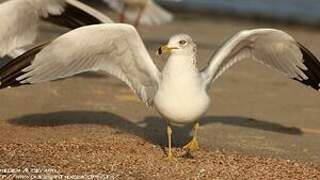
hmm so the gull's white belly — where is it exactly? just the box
[154,78,211,125]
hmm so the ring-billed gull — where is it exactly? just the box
[0,0,112,58]
[0,24,319,161]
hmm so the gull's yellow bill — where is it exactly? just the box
[157,45,178,55]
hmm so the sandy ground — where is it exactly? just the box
[0,6,320,179]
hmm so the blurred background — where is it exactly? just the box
[0,0,320,172]
[160,0,320,25]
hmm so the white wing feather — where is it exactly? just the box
[16,24,160,105]
[0,0,65,57]
[201,29,311,87]
[0,0,112,58]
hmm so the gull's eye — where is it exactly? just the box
[179,40,187,45]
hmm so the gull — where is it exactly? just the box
[0,0,113,58]
[0,24,319,161]
[104,0,179,26]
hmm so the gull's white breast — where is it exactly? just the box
[154,55,211,125]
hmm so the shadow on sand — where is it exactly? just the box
[8,111,302,146]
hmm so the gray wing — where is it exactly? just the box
[0,24,160,105]
[0,0,112,57]
[201,29,320,91]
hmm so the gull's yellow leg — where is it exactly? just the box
[183,122,200,152]
[165,125,177,161]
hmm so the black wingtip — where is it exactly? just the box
[294,43,320,91]
[44,2,103,29]
[0,43,49,89]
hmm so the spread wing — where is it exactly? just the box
[201,29,320,91]
[0,0,112,57]
[0,24,160,105]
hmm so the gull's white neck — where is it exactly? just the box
[162,53,198,78]
[160,53,201,93]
